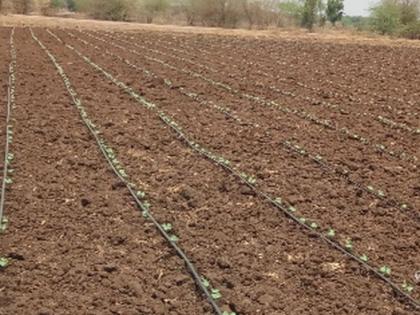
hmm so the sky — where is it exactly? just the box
[344,0,377,17]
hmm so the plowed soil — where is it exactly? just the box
[0,21,419,315]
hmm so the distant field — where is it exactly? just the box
[0,14,419,315]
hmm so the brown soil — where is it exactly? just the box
[0,16,419,315]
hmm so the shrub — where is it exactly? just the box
[399,21,420,39]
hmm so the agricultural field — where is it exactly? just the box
[0,18,419,315]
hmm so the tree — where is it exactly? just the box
[398,0,419,25]
[141,0,168,23]
[279,0,304,26]
[301,0,318,31]
[370,0,402,34]
[326,0,344,26]
[14,0,32,14]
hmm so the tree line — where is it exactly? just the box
[0,0,346,30]
[1,0,419,39]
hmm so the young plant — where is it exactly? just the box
[0,257,9,269]
[402,281,414,293]
[0,217,8,233]
[379,266,391,277]
[359,254,369,263]
[345,239,353,251]
[211,288,222,300]
[201,277,210,288]
[310,222,318,229]
[327,228,336,238]
[162,223,172,232]
[169,235,179,242]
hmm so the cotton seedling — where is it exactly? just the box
[0,257,9,268]
[162,223,172,232]
[223,312,236,315]
[201,277,210,288]
[379,266,391,277]
[169,235,179,242]
[211,288,222,300]
[345,239,353,251]
[0,217,8,233]
[136,191,146,199]
[359,254,369,263]
[402,281,414,293]
[327,228,336,238]
[310,222,318,229]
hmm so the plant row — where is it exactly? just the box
[0,28,16,270]
[64,29,420,285]
[49,29,419,310]
[127,33,419,124]
[65,29,417,223]
[89,31,419,165]
[282,140,418,222]
[155,34,420,118]
[33,29,231,315]
[64,30,244,126]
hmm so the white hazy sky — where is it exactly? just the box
[344,0,377,16]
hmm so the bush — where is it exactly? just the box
[399,21,420,39]
[87,0,134,21]
[370,0,401,35]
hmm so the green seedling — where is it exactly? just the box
[345,239,353,251]
[327,228,336,238]
[211,288,222,300]
[169,235,179,242]
[359,254,369,263]
[367,186,374,192]
[248,176,257,185]
[402,281,414,293]
[274,197,283,205]
[0,257,9,268]
[223,312,236,315]
[401,204,408,210]
[5,177,13,185]
[288,206,296,213]
[299,217,306,224]
[0,217,8,233]
[377,190,385,198]
[201,277,210,288]
[118,170,127,178]
[162,223,172,232]
[310,222,318,229]
[379,266,391,277]
[136,191,145,199]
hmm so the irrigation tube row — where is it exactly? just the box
[61,29,417,223]
[146,33,419,120]
[89,30,419,165]
[47,30,419,310]
[29,29,226,315]
[62,30,244,125]
[53,28,420,296]
[0,28,16,269]
[117,32,420,136]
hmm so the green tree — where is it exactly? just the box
[141,0,168,23]
[326,0,344,25]
[398,0,419,25]
[301,0,318,31]
[370,0,401,34]
[279,0,304,24]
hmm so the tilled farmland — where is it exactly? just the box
[0,25,419,315]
